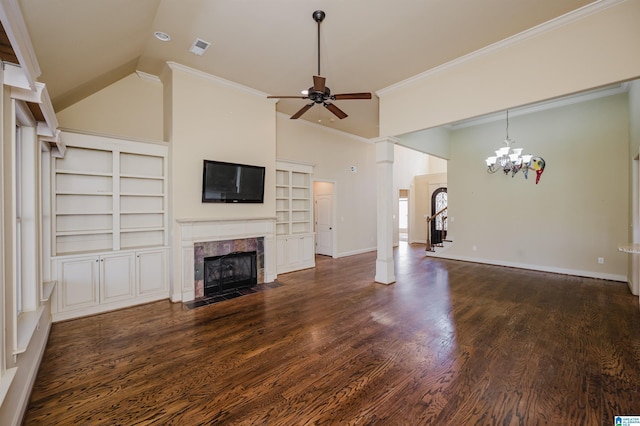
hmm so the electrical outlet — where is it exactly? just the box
[598,257,605,264]
[350,165,358,173]
[472,245,477,251]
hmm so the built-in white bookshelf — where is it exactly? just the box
[53,136,168,256]
[276,162,313,236]
[275,160,315,274]
[54,147,115,254]
[51,131,170,321]
[119,152,166,250]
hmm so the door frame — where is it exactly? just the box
[313,179,337,258]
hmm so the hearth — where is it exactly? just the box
[204,251,257,296]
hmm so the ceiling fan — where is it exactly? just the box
[267,10,372,120]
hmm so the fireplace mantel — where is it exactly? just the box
[174,217,277,302]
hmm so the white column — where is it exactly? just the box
[373,137,398,284]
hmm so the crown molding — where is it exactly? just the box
[166,61,269,98]
[0,0,41,88]
[448,82,629,129]
[135,70,162,84]
[377,0,626,97]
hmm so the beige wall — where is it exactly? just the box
[393,145,430,244]
[378,0,640,137]
[164,64,276,222]
[631,81,640,156]
[413,173,448,244]
[627,80,640,292]
[56,73,164,141]
[445,93,629,279]
[397,126,451,160]
[276,114,377,257]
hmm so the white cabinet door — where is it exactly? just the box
[276,235,316,274]
[137,249,167,295]
[57,256,100,311]
[287,236,301,266]
[300,235,315,265]
[100,253,135,303]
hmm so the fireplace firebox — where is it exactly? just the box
[204,251,257,296]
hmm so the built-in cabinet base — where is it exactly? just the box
[276,234,315,274]
[51,247,169,322]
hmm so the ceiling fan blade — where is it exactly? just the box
[267,95,308,99]
[290,103,314,119]
[324,102,348,119]
[332,93,372,100]
[313,75,326,93]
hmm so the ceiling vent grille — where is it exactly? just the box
[189,38,210,56]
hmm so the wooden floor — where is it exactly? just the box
[24,244,640,425]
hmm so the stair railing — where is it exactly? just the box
[426,206,447,252]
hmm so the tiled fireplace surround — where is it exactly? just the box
[175,218,276,302]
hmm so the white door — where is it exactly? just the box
[315,194,333,256]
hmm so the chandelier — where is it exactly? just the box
[484,110,545,184]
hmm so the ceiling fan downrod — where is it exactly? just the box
[313,10,325,76]
[265,9,371,121]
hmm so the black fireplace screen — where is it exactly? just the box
[204,251,257,296]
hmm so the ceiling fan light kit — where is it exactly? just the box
[267,10,372,120]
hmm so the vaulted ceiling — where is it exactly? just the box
[17,0,596,138]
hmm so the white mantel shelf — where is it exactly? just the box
[174,217,277,302]
[176,217,277,224]
[619,244,640,254]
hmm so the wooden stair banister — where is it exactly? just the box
[426,206,447,252]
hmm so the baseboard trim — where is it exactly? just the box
[426,252,628,282]
[335,247,377,258]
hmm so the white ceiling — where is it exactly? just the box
[18,0,596,139]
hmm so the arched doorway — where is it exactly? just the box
[430,187,447,246]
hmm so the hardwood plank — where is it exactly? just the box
[24,244,640,425]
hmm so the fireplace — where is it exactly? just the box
[204,251,257,296]
[176,217,276,302]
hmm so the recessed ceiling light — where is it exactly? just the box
[154,31,171,42]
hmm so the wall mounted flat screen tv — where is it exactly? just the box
[202,160,265,203]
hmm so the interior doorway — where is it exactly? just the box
[430,187,448,246]
[398,189,409,242]
[313,181,334,257]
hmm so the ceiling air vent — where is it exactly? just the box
[189,38,210,56]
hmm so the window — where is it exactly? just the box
[15,126,22,316]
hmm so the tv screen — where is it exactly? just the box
[202,160,265,203]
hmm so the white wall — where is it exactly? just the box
[56,73,164,141]
[444,93,629,280]
[276,114,377,257]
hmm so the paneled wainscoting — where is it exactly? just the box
[25,244,640,424]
